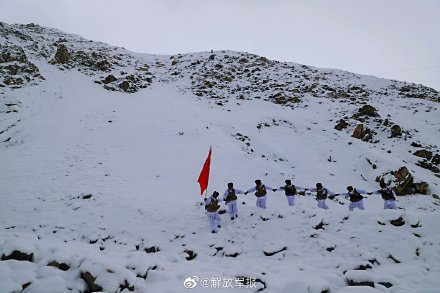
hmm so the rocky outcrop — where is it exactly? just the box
[0,45,43,87]
[352,124,364,139]
[351,124,375,142]
[376,166,429,195]
[413,149,433,160]
[53,43,70,64]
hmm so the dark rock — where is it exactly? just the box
[103,74,117,84]
[53,44,70,64]
[352,124,364,139]
[225,252,240,257]
[119,81,130,91]
[96,60,111,71]
[390,217,405,226]
[416,160,440,173]
[335,119,349,131]
[263,247,287,256]
[82,194,92,199]
[432,154,440,165]
[347,280,375,287]
[184,249,197,261]
[390,124,402,137]
[120,280,135,292]
[326,246,335,252]
[378,282,393,288]
[413,149,433,160]
[1,250,33,262]
[80,272,103,292]
[314,220,326,230]
[145,246,160,253]
[358,104,378,117]
[354,264,372,270]
[411,142,423,148]
[433,194,439,200]
[414,182,429,195]
[48,261,70,271]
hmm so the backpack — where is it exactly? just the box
[255,185,267,197]
[316,188,328,200]
[350,189,364,202]
[205,197,220,212]
[225,189,237,203]
[284,184,297,196]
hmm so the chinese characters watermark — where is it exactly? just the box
[184,276,257,289]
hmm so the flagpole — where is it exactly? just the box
[205,145,212,198]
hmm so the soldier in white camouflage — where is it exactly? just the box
[244,179,276,209]
[223,182,244,220]
[204,191,222,233]
[275,179,306,206]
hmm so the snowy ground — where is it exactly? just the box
[1,24,440,293]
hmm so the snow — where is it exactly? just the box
[1,22,440,292]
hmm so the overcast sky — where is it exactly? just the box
[1,0,439,90]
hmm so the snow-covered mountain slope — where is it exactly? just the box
[1,22,440,293]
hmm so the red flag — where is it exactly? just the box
[197,147,212,195]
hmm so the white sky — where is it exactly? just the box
[1,0,439,90]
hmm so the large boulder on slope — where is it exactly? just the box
[352,124,364,139]
[53,44,70,64]
[376,166,429,195]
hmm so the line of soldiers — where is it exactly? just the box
[204,180,397,233]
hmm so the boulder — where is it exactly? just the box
[390,124,401,137]
[413,149,433,160]
[376,166,429,195]
[432,154,440,165]
[103,74,117,84]
[392,167,414,195]
[414,182,429,195]
[53,44,70,64]
[119,81,130,92]
[352,124,364,139]
[80,272,103,292]
[358,105,378,117]
[335,119,349,131]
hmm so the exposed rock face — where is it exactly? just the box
[0,45,43,87]
[0,45,27,63]
[376,166,429,195]
[413,149,433,160]
[352,124,364,139]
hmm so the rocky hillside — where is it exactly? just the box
[1,21,439,188]
[2,22,439,102]
[1,22,440,293]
